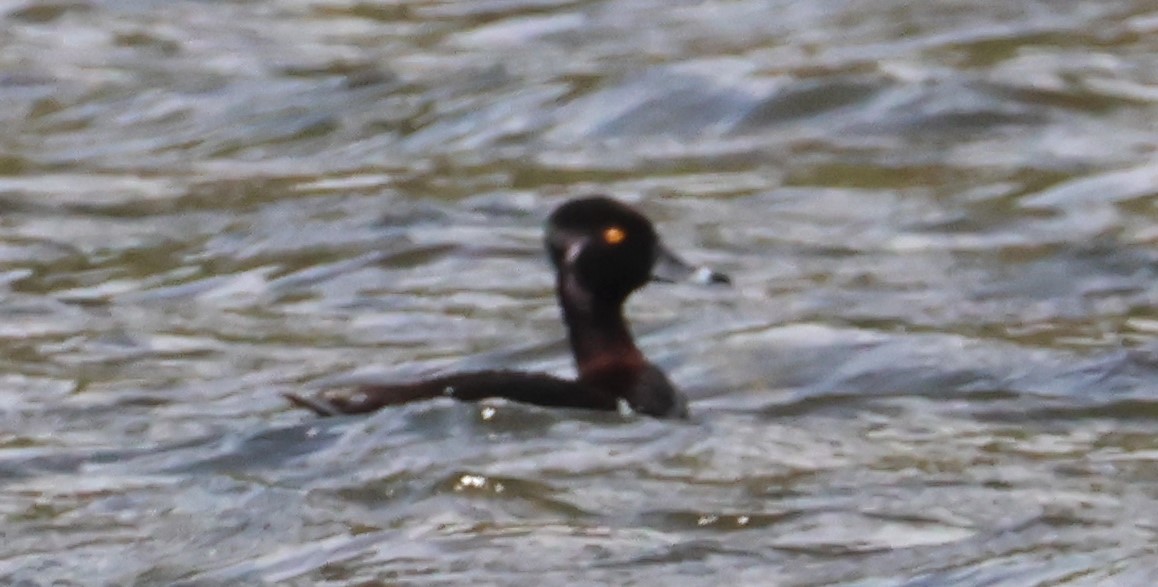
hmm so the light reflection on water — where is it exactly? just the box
[1,0,1157,584]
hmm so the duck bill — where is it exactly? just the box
[651,243,730,285]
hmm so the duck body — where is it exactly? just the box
[285,196,727,419]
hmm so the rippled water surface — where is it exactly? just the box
[2,0,1158,585]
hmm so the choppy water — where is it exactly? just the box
[2,0,1157,585]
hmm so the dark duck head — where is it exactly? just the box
[545,196,729,417]
[285,195,729,419]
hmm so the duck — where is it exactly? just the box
[284,195,729,419]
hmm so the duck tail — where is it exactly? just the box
[282,392,343,417]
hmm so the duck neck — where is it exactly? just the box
[557,275,645,379]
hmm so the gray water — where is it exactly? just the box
[2,0,1157,585]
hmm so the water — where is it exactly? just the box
[2,0,1157,584]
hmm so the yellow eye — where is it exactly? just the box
[603,226,626,245]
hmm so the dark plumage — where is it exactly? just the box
[284,195,728,419]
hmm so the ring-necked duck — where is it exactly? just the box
[284,195,729,419]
